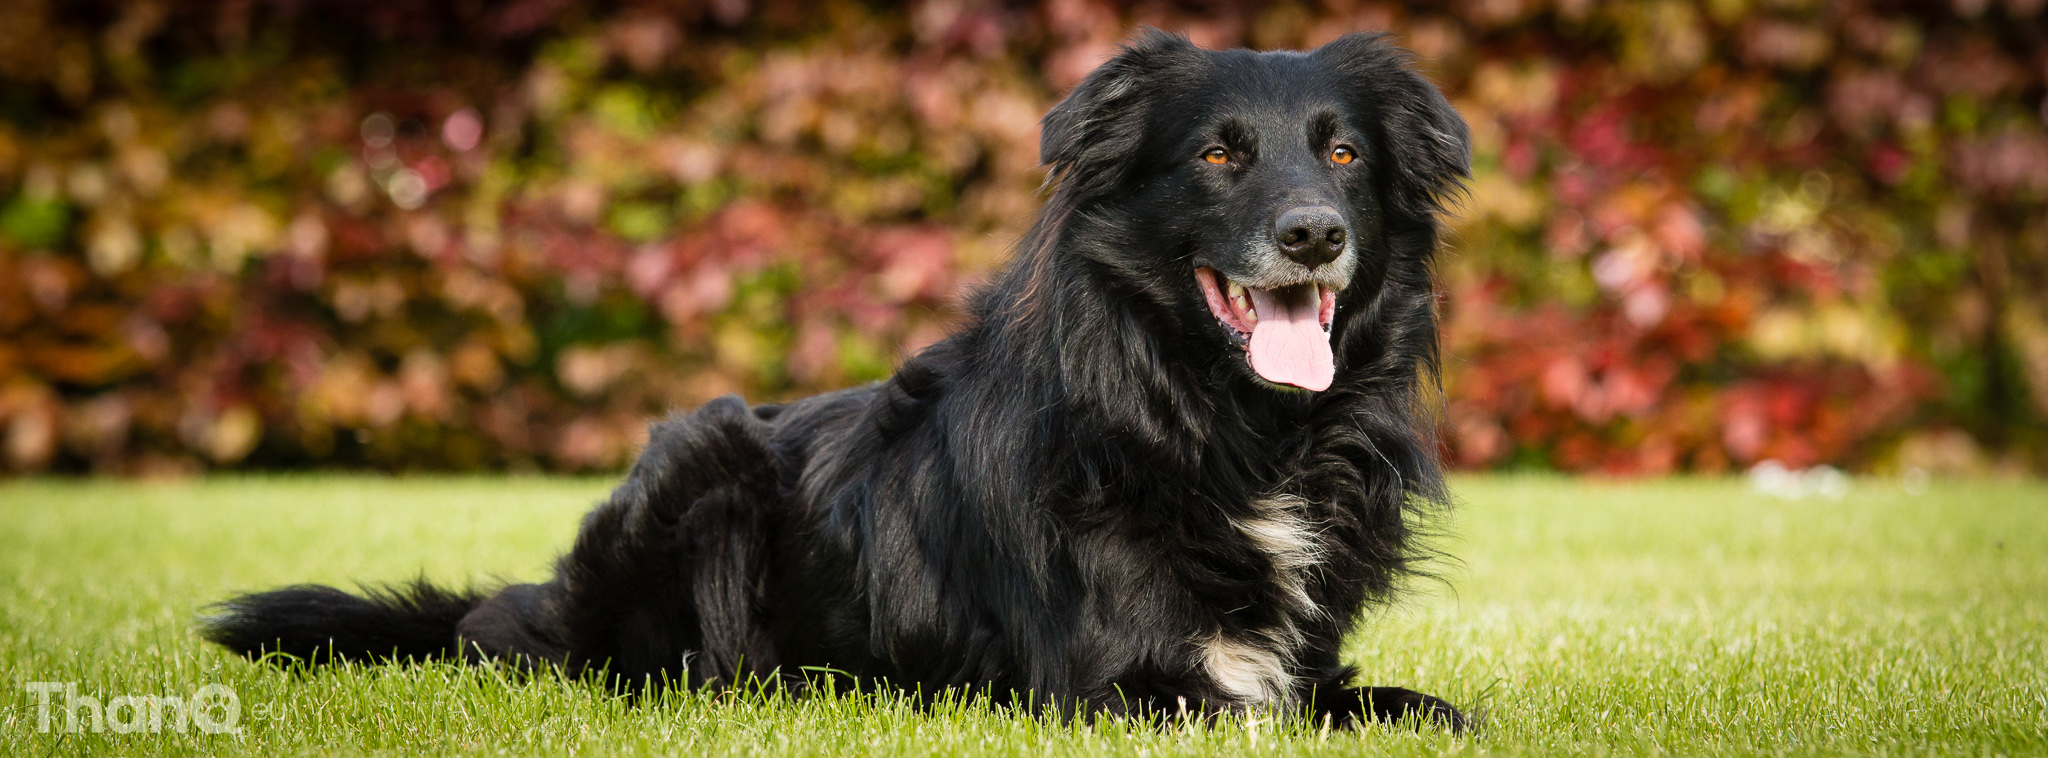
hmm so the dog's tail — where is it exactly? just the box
[200,579,484,665]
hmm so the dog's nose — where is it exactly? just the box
[1273,206,1347,268]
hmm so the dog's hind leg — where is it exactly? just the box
[552,396,786,692]
[455,582,569,668]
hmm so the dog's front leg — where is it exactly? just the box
[1309,685,1470,733]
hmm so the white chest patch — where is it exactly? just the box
[1235,495,1324,614]
[1201,494,1327,705]
[1202,634,1293,703]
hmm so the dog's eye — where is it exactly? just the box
[1203,148,1230,165]
[1330,146,1356,165]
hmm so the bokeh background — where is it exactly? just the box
[0,0,2042,476]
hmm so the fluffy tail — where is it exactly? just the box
[201,579,484,665]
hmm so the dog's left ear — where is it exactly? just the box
[1040,29,1203,197]
[1313,33,1471,221]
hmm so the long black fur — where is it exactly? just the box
[202,580,485,664]
[204,31,1472,730]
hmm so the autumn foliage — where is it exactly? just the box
[0,0,2043,475]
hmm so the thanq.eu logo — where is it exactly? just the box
[24,681,242,735]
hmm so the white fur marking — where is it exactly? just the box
[1235,495,1325,616]
[1238,498,1322,569]
[1203,634,1294,704]
[1199,495,1332,706]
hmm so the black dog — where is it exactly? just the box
[205,30,1471,730]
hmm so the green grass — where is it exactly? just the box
[2,475,2043,756]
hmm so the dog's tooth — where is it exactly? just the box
[1224,279,1257,323]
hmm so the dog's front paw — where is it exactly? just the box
[1321,686,1471,733]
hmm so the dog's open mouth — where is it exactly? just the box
[1196,267,1338,391]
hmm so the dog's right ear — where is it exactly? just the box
[1039,29,1201,197]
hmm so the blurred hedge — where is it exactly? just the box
[0,0,2042,475]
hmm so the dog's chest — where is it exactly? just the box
[1200,494,1326,705]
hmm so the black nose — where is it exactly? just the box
[1273,205,1347,268]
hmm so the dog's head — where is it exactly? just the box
[1039,31,1469,393]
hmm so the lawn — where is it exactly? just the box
[2,475,2042,756]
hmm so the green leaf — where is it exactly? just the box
[0,195,71,250]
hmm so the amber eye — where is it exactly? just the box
[1203,148,1230,164]
[1331,146,1356,165]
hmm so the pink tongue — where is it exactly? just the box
[1246,286,1333,391]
